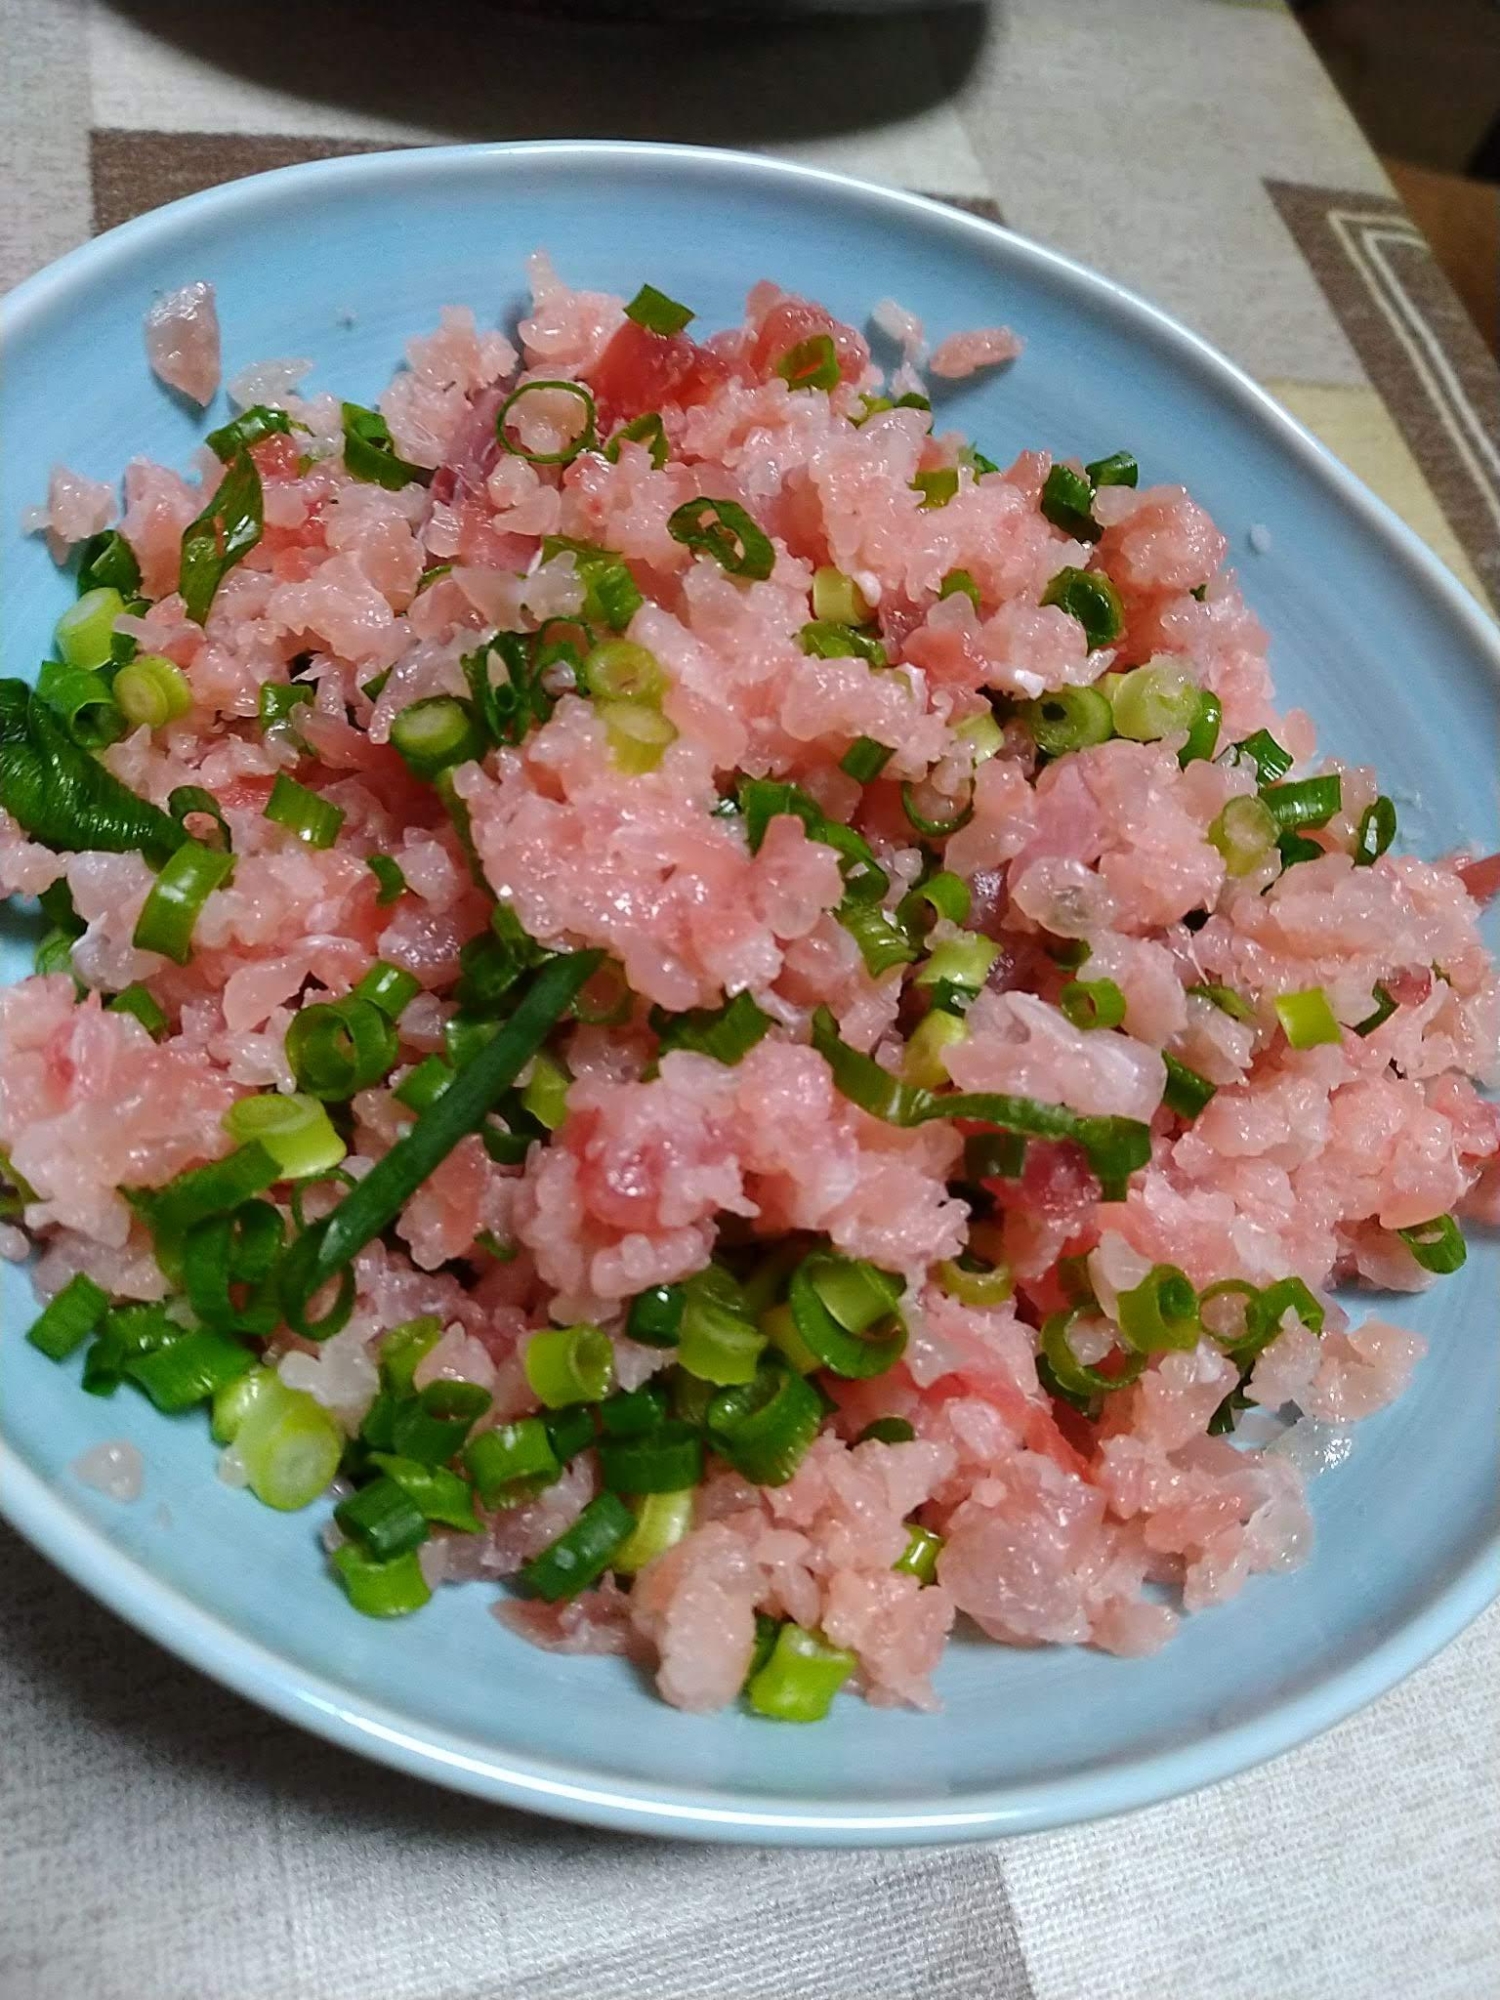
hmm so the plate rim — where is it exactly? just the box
[2,137,1497,1846]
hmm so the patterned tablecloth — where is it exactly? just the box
[2,4,1497,1997]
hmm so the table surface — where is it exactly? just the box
[2,4,1498,1997]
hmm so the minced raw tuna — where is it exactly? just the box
[4,260,1496,1724]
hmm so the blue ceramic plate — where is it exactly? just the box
[2,143,1496,1845]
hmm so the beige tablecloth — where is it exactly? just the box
[2,3,1498,1997]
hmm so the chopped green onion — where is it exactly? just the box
[1260,774,1342,833]
[667,496,775,581]
[1162,1052,1216,1119]
[1179,689,1222,766]
[237,1382,344,1510]
[707,1365,822,1486]
[894,1524,943,1584]
[179,449,263,625]
[900,870,971,930]
[464,1419,561,1508]
[369,1453,481,1532]
[391,696,488,780]
[587,697,669,775]
[276,952,598,1328]
[677,1266,765,1385]
[1110,661,1201,743]
[746,1622,855,1722]
[789,1252,905,1379]
[1040,566,1124,648]
[338,401,433,489]
[520,1492,636,1602]
[335,1475,428,1560]
[935,1255,1013,1308]
[1059,977,1126,1031]
[838,899,921,979]
[1023,685,1115,756]
[1085,451,1138,488]
[114,653,192,730]
[652,989,772,1066]
[799,619,888,669]
[55,587,127,671]
[367,854,406,905]
[285,996,398,1100]
[76,530,141,598]
[544,1405,597,1464]
[840,736,894,783]
[390,1380,491,1467]
[1210,1275,1325,1373]
[857,1416,917,1446]
[625,283,694,336]
[913,468,959,509]
[939,568,981,608]
[263,772,344,849]
[613,1490,695,1574]
[626,1283,686,1349]
[1040,464,1098,540]
[223,1091,346,1178]
[1232,730,1294,784]
[1353,796,1397,866]
[1186,981,1254,1023]
[353,959,421,1020]
[166,785,231,853]
[580,639,664,703]
[605,411,670,470]
[211,1363,279,1444]
[899,778,974,838]
[331,1544,431,1617]
[1116,1263,1201,1353]
[35,660,124,748]
[812,567,871,625]
[108,982,168,1037]
[1353,983,1398,1037]
[903,1007,968,1087]
[258,680,313,731]
[597,1383,669,1438]
[598,1420,705,1493]
[205,404,299,461]
[520,1051,570,1131]
[82,1300,179,1397]
[1208,794,1278,875]
[524,1324,614,1409]
[27,1272,110,1361]
[140,1142,281,1245]
[132,839,233,964]
[375,1318,443,1398]
[1274,987,1342,1049]
[540,537,643,633]
[179,1198,283,1334]
[125,1327,253,1413]
[776,334,839,392]
[394,1053,453,1112]
[0,679,185,863]
[1039,1309,1144,1401]
[496,379,598,466]
[1396,1213,1467,1275]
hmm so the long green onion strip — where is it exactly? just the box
[625,284,695,336]
[132,839,233,964]
[667,497,775,581]
[1040,566,1124,649]
[651,989,772,1065]
[263,772,344,849]
[604,411,670,470]
[340,402,433,489]
[1353,795,1397,866]
[708,1365,822,1485]
[840,736,894,783]
[278,952,600,1336]
[168,785,232,852]
[520,1492,636,1602]
[1161,1052,1217,1120]
[178,449,263,625]
[810,1005,1151,1191]
[1397,1213,1467,1275]
[788,1252,906,1378]
[0,679,184,861]
[496,379,599,466]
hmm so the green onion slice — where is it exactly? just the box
[520,1492,636,1603]
[1186,981,1254,1023]
[76,530,141,598]
[353,960,421,1020]
[667,497,775,580]
[259,680,313,732]
[1116,1263,1201,1353]
[708,1365,822,1485]
[496,379,598,466]
[651,989,772,1066]
[463,1419,561,1509]
[167,785,232,852]
[332,1544,431,1618]
[1353,796,1397,866]
[625,284,695,336]
[126,1327,254,1413]
[36,659,124,749]
[1353,983,1398,1038]
[1040,566,1124,649]
[367,854,406,905]
[390,690,478,770]
[788,1252,905,1379]
[1059,977,1126,1031]
[1039,1308,1145,1401]
[335,1476,429,1560]
[840,736,894,783]
[604,411,670,470]
[1260,774,1342,832]
[132,839,233,964]
[263,772,344,849]
[1023,686,1115,756]
[626,1283,686,1349]
[776,334,839,392]
[1231,730,1294,784]
[1040,464,1099,540]
[1397,1213,1466,1275]
[1162,1052,1217,1119]
[900,778,975,838]
[746,1623,855,1723]
[285,996,399,1100]
[523,1323,614,1409]
[1085,451,1138,488]
[340,402,433,489]
[613,1491,695,1574]
[108,983,168,1038]
[893,1524,943,1584]
[677,1266,765,1385]
[799,620,888,669]
[1273,987,1342,1049]
[26,1272,110,1361]
[857,1416,917,1446]
[223,1092,346,1179]
[599,1421,706,1494]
